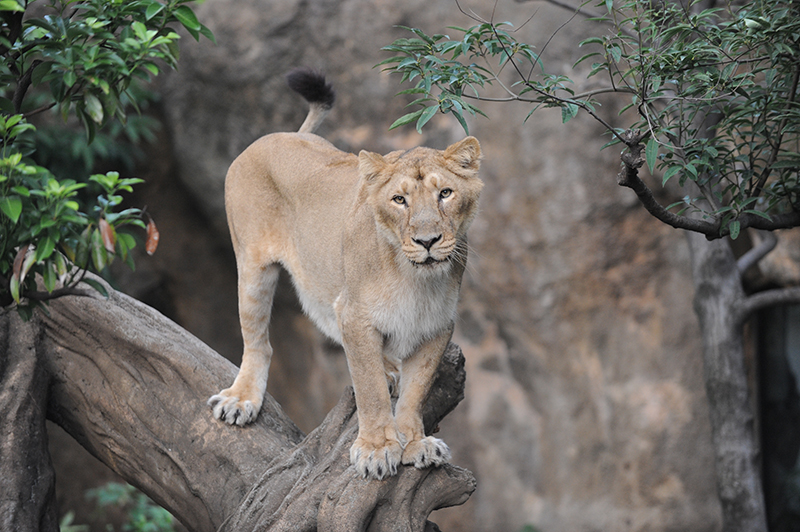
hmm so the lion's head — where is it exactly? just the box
[358,137,483,272]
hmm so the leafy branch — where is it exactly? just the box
[0,0,212,318]
[379,0,800,241]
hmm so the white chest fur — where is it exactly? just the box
[367,269,458,362]
[295,260,459,361]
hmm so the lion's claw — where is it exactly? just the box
[208,393,260,426]
[350,437,403,480]
[401,436,451,469]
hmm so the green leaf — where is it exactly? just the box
[140,62,159,76]
[35,236,56,261]
[173,6,201,31]
[9,274,20,303]
[199,24,216,44]
[728,220,740,240]
[84,93,104,124]
[416,105,438,133]
[90,229,107,270]
[645,137,658,174]
[743,209,772,221]
[0,0,24,12]
[608,45,622,64]
[389,109,424,130]
[452,110,470,135]
[81,277,109,298]
[396,87,429,96]
[54,251,67,277]
[661,165,682,186]
[0,196,22,223]
[31,61,54,86]
[63,70,77,88]
[145,2,164,20]
[561,103,579,123]
[43,262,57,292]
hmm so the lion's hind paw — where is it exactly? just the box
[401,436,451,469]
[207,393,260,426]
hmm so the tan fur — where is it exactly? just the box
[208,107,483,480]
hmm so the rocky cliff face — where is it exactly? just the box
[128,0,725,530]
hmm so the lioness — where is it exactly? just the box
[209,68,483,480]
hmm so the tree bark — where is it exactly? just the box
[686,233,768,532]
[0,312,59,532]
[0,282,474,532]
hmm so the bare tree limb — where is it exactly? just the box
[735,210,800,235]
[736,230,777,276]
[0,311,59,532]
[737,286,800,327]
[1,279,474,532]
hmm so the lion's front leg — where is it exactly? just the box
[337,302,403,480]
[396,328,453,469]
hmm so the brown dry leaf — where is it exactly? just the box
[146,216,160,255]
[12,244,30,279]
[99,217,116,254]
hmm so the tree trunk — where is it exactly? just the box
[686,233,768,532]
[0,313,59,531]
[0,282,475,532]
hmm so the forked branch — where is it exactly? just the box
[1,279,474,532]
[616,130,800,240]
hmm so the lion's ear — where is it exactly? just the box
[444,136,482,170]
[358,150,387,181]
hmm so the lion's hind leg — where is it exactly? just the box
[209,261,280,426]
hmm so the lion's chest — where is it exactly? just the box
[368,274,458,361]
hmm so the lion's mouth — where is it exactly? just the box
[412,256,447,267]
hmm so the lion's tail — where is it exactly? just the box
[286,67,336,134]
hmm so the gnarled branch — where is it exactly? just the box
[616,130,800,240]
[1,280,474,532]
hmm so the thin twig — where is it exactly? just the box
[752,64,800,198]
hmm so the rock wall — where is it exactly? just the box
[127,0,725,530]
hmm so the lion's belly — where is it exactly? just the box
[297,289,342,344]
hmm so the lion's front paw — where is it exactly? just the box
[401,436,451,469]
[350,436,404,480]
[207,391,261,426]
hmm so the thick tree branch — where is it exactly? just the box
[12,60,41,115]
[0,310,59,532]
[686,233,768,531]
[1,279,474,532]
[616,130,720,235]
[736,210,800,234]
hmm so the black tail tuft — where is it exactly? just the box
[286,67,335,109]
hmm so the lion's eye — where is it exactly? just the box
[392,195,406,205]
[439,188,453,200]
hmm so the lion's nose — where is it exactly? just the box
[413,235,442,250]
